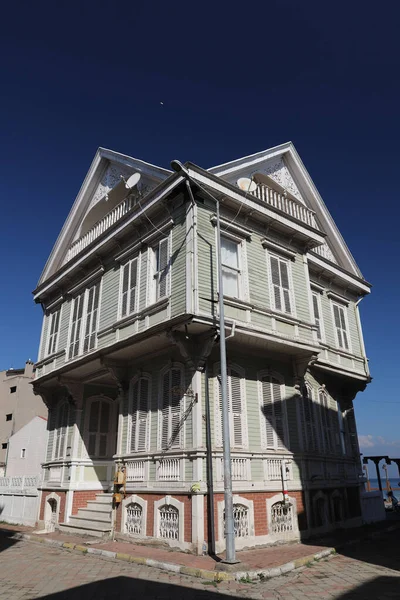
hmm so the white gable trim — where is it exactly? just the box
[209,142,364,279]
[38,148,172,288]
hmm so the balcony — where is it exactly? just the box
[252,181,317,229]
[65,195,137,264]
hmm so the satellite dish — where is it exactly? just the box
[125,172,141,190]
[237,177,257,193]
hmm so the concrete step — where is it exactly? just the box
[86,501,112,512]
[67,517,112,530]
[94,494,113,504]
[77,509,112,521]
[59,523,111,539]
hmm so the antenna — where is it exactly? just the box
[124,172,141,190]
[237,177,257,193]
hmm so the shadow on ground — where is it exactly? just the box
[0,526,19,554]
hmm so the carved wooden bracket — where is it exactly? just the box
[100,358,130,396]
[32,385,54,409]
[58,377,84,409]
[167,329,218,371]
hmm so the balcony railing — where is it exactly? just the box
[65,195,136,264]
[252,182,317,228]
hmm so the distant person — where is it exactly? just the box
[388,490,400,511]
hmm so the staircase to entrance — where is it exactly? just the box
[59,493,113,538]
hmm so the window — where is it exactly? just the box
[10,386,16,394]
[120,258,138,318]
[312,293,322,340]
[1,443,7,450]
[269,255,292,314]
[319,390,341,454]
[160,367,183,450]
[221,237,241,298]
[68,282,100,359]
[215,365,247,449]
[54,402,70,459]
[129,377,150,453]
[152,238,170,302]
[259,373,287,450]
[5,414,12,422]
[86,398,113,458]
[47,308,61,356]
[21,448,26,459]
[300,384,318,452]
[332,303,349,350]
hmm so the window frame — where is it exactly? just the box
[220,235,243,300]
[53,401,70,460]
[128,374,151,454]
[149,235,171,305]
[330,301,351,352]
[67,280,102,361]
[258,370,288,451]
[84,396,115,459]
[46,307,61,357]
[311,291,324,341]
[158,363,185,451]
[267,251,294,315]
[214,363,248,450]
[119,256,140,320]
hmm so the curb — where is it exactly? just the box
[6,522,400,583]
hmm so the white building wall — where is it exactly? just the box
[6,416,47,477]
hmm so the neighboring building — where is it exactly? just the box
[0,361,47,474]
[32,144,371,551]
[5,416,48,477]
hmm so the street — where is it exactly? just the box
[1,531,400,599]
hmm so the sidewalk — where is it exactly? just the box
[1,519,399,582]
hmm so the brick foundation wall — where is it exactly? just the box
[203,490,307,541]
[117,493,192,542]
[71,490,103,515]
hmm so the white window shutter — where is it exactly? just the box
[230,369,243,447]
[129,259,138,314]
[161,372,170,450]
[270,256,282,311]
[279,261,291,313]
[261,378,276,449]
[121,263,130,317]
[137,378,149,452]
[312,294,321,339]
[130,381,139,452]
[170,368,182,449]
[158,238,169,299]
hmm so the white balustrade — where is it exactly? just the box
[65,196,136,263]
[253,183,317,228]
[125,460,145,481]
[0,475,40,490]
[217,457,250,481]
[265,458,293,481]
[156,458,180,481]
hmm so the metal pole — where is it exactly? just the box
[216,197,236,563]
[170,160,237,562]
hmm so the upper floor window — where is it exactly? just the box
[258,372,288,450]
[120,257,138,318]
[47,308,61,356]
[54,401,70,459]
[21,448,26,459]
[221,237,241,298]
[5,414,12,422]
[215,365,247,449]
[159,366,183,450]
[129,376,150,453]
[10,386,16,394]
[332,303,349,351]
[1,443,7,450]
[68,282,100,360]
[312,293,323,340]
[151,238,170,303]
[269,254,292,314]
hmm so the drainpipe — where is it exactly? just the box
[204,361,216,555]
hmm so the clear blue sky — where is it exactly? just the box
[1,1,399,472]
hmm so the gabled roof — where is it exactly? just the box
[37,148,171,287]
[208,142,363,278]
